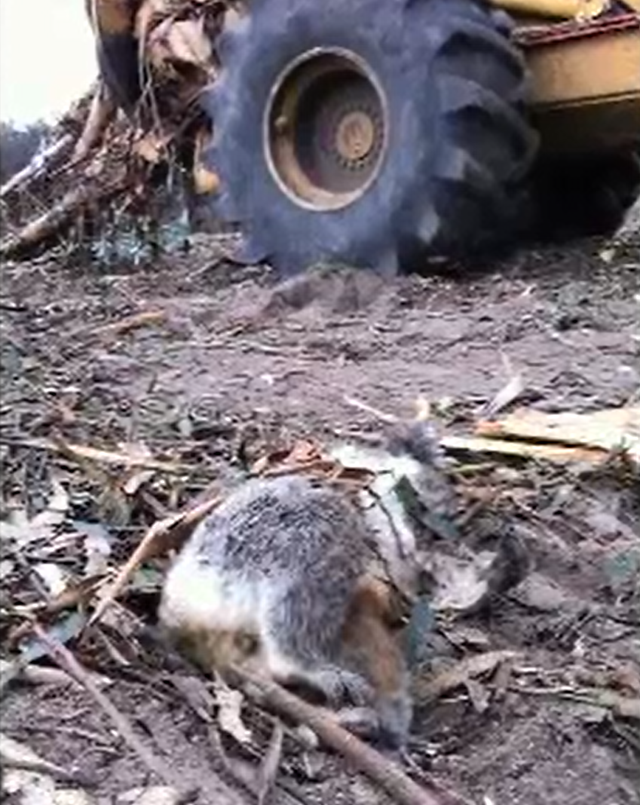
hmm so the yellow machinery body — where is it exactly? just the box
[88,0,640,159]
[506,0,640,157]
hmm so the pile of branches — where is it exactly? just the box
[0,0,230,263]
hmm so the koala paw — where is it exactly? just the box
[375,692,413,749]
[311,668,374,707]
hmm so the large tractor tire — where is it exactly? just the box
[204,0,539,274]
[532,149,640,240]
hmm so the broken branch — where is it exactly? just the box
[89,494,223,626]
[86,309,168,339]
[0,751,96,788]
[0,176,128,261]
[0,135,74,201]
[231,666,465,805]
[31,622,175,788]
[72,80,117,161]
[440,434,607,464]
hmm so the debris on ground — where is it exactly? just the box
[1,240,639,805]
[0,1,230,264]
[473,406,640,466]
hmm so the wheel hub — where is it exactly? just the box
[264,49,388,211]
[334,110,376,164]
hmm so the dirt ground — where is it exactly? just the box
[1,236,639,805]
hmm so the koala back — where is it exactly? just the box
[158,475,376,663]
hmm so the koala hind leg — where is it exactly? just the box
[259,591,374,708]
[260,632,374,707]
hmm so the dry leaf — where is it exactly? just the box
[123,469,155,496]
[483,372,524,420]
[215,681,253,745]
[594,691,640,720]
[423,551,495,612]
[133,133,170,164]
[465,678,491,713]
[165,18,212,68]
[415,650,520,702]
[2,478,71,546]
[54,791,95,805]
[43,477,70,515]
[31,611,88,651]
[33,563,69,597]
[83,526,113,577]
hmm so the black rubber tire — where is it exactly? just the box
[203,0,538,274]
[532,150,640,240]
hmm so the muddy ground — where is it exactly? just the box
[1,236,639,805]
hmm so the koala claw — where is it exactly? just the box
[311,668,374,707]
[339,670,375,707]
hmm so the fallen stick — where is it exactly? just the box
[0,176,127,261]
[475,406,640,461]
[343,395,400,424]
[89,494,223,626]
[0,434,193,474]
[73,80,117,161]
[413,650,521,704]
[514,684,640,719]
[31,622,178,789]
[0,657,108,693]
[0,752,96,787]
[51,436,192,474]
[0,134,74,201]
[230,666,463,805]
[86,309,167,339]
[440,434,607,464]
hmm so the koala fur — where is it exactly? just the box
[158,474,413,748]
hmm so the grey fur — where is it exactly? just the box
[163,474,411,745]
[190,475,374,668]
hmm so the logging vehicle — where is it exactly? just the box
[89,0,640,273]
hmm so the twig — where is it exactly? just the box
[0,177,129,261]
[73,80,116,161]
[89,494,223,626]
[0,435,193,474]
[0,658,95,693]
[0,753,96,787]
[52,436,191,474]
[230,666,458,805]
[257,720,284,805]
[0,135,74,200]
[86,309,167,339]
[343,395,399,424]
[30,622,176,788]
[414,651,520,704]
[513,684,640,719]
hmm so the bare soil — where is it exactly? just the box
[1,236,638,805]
